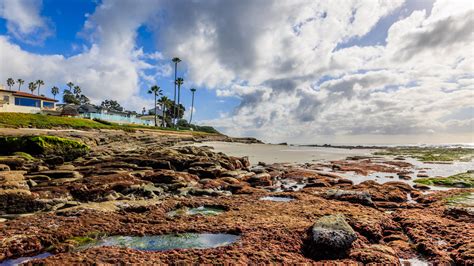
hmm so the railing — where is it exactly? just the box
[80,113,153,126]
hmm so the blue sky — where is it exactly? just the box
[0,0,241,123]
[0,0,472,144]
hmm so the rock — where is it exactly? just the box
[27,179,38,187]
[0,164,10,171]
[417,173,429,178]
[304,180,330,188]
[350,245,399,264]
[0,190,46,214]
[413,184,430,190]
[55,164,76,171]
[33,170,83,179]
[325,189,375,207]
[0,157,25,170]
[246,173,272,187]
[305,214,357,260]
[144,170,199,184]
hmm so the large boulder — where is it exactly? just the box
[305,214,357,260]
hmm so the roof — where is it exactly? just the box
[0,89,58,102]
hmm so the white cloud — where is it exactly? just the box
[1,0,473,143]
[0,0,53,43]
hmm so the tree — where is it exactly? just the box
[17,79,24,91]
[158,96,170,127]
[172,57,181,126]
[73,86,81,97]
[79,94,90,104]
[51,86,59,99]
[63,90,79,104]
[28,82,37,94]
[175,77,184,123]
[100,99,124,112]
[35,80,44,95]
[6,78,15,90]
[189,88,197,124]
[148,85,162,127]
[66,82,74,91]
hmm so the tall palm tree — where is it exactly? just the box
[35,80,44,95]
[175,77,184,121]
[158,96,169,127]
[6,78,15,90]
[172,57,181,125]
[189,88,197,124]
[28,82,37,94]
[148,85,162,127]
[67,82,74,92]
[51,86,59,100]
[17,79,24,91]
[73,85,81,97]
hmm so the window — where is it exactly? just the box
[15,97,40,107]
[43,102,55,108]
[2,96,9,103]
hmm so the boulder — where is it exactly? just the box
[144,170,199,184]
[305,214,357,260]
[325,189,375,207]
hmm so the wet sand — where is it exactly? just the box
[194,142,375,164]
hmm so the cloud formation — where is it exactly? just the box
[0,0,472,143]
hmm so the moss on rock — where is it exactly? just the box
[0,136,89,161]
[414,172,473,188]
[374,147,474,162]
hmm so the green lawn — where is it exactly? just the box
[0,113,218,135]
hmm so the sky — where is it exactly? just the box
[0,0,472,144]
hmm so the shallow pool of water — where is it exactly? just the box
[167,206,226,217]
[399,257,430,266]
[79,233,240,251]
[259,196,294,202]
[0,253,52,266]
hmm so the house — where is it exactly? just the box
[0,87,58,113]
[76,104,153,126]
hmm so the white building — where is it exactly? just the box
[0,87,58,113]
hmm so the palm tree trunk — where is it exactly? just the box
[173,62,178,126]
[37,85,41,95]
[189,91,195,124]
[177,85,181,121]
[154,94,157,127]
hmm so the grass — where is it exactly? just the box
[0,113,220,135]
[374,147,474,162]
[414,171,474,188]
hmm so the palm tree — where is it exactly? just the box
[28,82,37,94]
[6,78,15,90]
[175,77,184,121]
[35,80,44,95]
[73,85,81,97]
[51,86,59,100]
[148,85,162,127]
[17,79,24,91]
[172,57,181,125]
[66,82,74,92]
[158,96,170,127]
[189,88,197,124]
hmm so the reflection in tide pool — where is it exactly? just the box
[0,253,52,266]
[260,196,294,202]
[167,206,226,217]
[399,257,430,266]
[79,233,240,251]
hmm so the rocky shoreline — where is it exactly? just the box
[0,129,472,265]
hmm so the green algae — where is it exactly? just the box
[0,135,89,161]
[12,152,35,161]
[414,171,473,188]
[445,192,474,207]
[374,147,474,162]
